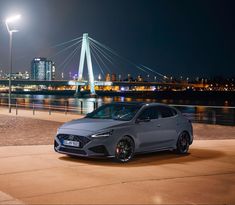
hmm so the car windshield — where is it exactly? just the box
[86,104,141,121]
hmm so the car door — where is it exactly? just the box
[135,106,163,152]
[156,106,178,148]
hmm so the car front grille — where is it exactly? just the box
[57,134,90,148]
[89,145,109,155]
[58,147,87,155]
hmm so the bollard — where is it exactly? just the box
[33,102,35,115]
[65,101,68,115]
[15,102,18,115]
[80,101,83,114]
[49,104,51,115]
[212,110,216,124]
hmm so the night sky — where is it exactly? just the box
[0,0,235,80]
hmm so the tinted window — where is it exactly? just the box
[86,104,141,121]
[138,107,159,120]
[158,106,176,118]
[171,108,178,116]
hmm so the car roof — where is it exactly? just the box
[109,102,168,107]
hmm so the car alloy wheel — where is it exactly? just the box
[176,132,190,154]
[115,136,134,162]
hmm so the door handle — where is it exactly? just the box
[157,124,161,127]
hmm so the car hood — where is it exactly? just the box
[59,118,129,133]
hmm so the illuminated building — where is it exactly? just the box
[111,74,117,81]
[105,73,111,81]
[7,71,29,80]
[128,74,131,81]
[31,57,56,80]
[2,71,30,80]
[137,75,143,82]
[118,74,122,81]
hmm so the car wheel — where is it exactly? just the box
[176,132,190,154]
[115,136,135,162]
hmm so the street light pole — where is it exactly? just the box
[5,14,21,113]
[8,31,13,113]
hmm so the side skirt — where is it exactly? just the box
[135,146,176,155]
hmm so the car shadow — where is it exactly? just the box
[58,148,225,167]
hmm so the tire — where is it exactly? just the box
[176,132,190,154]
[114,136,135,163]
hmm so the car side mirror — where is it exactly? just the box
[136,117,151,123]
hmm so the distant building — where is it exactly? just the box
[137,75,143,82]
[111,74,117,81]
[11,71,29,80]
[2,71,30,80]
[105,73,111,81]
[118,74,122,81]
[127,74,132,82]
[123,73,134,82]
[31,57,56,80]
[0,70,3,79]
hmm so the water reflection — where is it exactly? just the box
[176,105,235,126]
[0,94,234,126]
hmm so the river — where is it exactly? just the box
[0,94,235,126]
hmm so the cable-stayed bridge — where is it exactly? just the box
[0,33,207,94]
[49,33,170,95]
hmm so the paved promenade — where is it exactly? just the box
[0,140,234,204]
[0,107,234,204]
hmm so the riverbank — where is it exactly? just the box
[1,90,235,105]
[0,108,82,146]
[0,109,234,204]
[0,108,235,146]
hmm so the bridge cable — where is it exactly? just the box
[89,37,152,76]
[89,46,105,77]
[90,40,127,74]
[90,39,146,75]
[51,36,82,48]
[15,36,83,62]
[89,37,167,79]
[49,39,82,59]
[61,45,82,75]
[89,41,114,65]
[89,43,111,74]
[56,42,82,73]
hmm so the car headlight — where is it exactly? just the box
[91,130,113,138]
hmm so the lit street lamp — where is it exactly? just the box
[5,14,21,113]
[98,74,101,81]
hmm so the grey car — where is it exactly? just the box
[54,102,193,162]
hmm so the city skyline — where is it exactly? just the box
[0,0,235,78]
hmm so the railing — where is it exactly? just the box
[0,96,234,126]
[0,98,99,116]
[171,104,235,126]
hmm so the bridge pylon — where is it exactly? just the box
[75,33,96,96]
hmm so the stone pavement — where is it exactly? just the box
[0,140,234,204]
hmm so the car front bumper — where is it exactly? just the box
[54,131,116,158]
